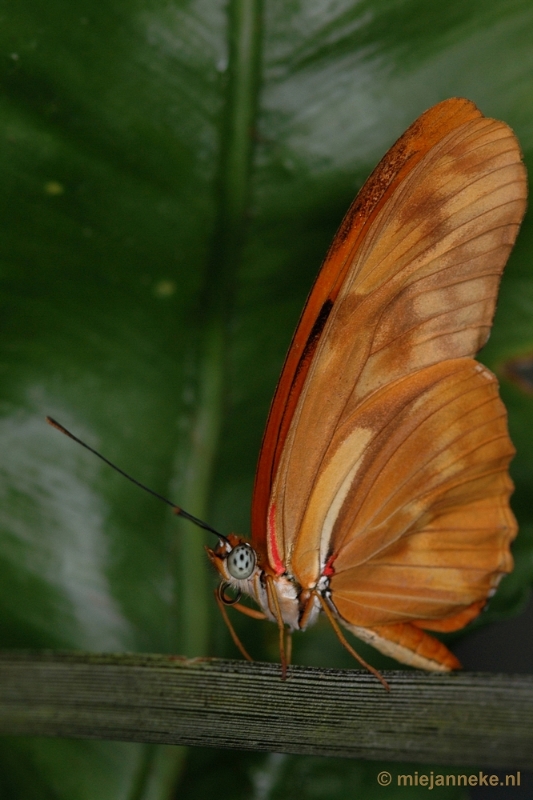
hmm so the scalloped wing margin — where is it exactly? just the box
[297,359,516,669]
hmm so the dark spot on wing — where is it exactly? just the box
[295,298,334,380]
[266,298,335,490]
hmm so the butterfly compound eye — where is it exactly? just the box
[226,544,256,580]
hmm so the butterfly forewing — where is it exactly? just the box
[251,98,488,549]
[265,103,525,577]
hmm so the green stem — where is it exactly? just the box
[175,0,262,659]
[132,0,261,800]
[222,0,263,236]
[138,5,263,798]
[175,321,225,658]
[2,652,533,770]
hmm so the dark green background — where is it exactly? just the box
[1,1,532,798]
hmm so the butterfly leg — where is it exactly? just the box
[228,603,268,621]
[214,587,255,662]
[299,590,318,630]
[285,630,293,666]
[316,592,390,691]
[265,575,289,679]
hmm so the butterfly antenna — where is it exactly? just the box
[45,417,230,545]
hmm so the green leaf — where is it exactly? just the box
[1,0,532,798]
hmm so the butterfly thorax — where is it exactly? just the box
[206,535,322,632]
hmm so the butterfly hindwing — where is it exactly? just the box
[325,360,515,621]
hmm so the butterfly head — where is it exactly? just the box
[206,533,259,583]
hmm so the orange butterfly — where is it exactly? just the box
[206,98,527,685]
[47,98,527,688]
